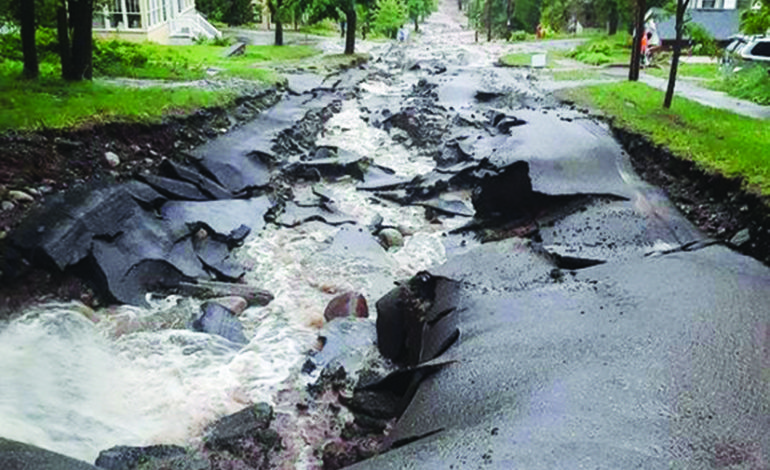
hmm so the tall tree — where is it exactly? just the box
[270,0,284,45]
[663,0,688,108]
[307,0,360,54]
[505,0,514,38]
[606,0,619,34]
[628,0,644,81]
[407,0,435,32]
[374,0,406,38]
[56,0,94,80]
[20,0,39,79]
[344,0,356,54]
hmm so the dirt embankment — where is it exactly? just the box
[0,86,281,314]
[614,126,770,266]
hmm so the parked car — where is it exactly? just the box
[724,34,770,62]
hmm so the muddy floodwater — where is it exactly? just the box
[2,1,770,469]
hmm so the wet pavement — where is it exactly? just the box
[3,0,770,468]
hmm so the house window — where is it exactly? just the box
[126,0,142,28]
[110,0,125,28]
[149,0,161,26]
[93,6,109,28]
[701,0,716,7]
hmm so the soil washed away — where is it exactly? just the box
[2,0,770,468]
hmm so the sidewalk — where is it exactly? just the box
[598,67,770,120]
[638,72,770,120]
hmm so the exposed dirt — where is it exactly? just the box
[613,126,770,266]
[0,86,281,315]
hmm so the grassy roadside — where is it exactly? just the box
[0,77,241,131]
[557,81,770,196]
[502,33,770,104]
[644,62,721,80]
[0,38,335,132]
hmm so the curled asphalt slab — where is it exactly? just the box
[352,242,770,469]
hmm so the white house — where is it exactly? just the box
[93,0,221,44]
[691,0,737,9]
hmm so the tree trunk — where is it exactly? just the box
[459,0,462,10]
[486,0,492,41]
[506,0,514,39]
[664,0,689,108]
[628,0,645,81]
[414,17,419,32]
[274,0,283,45]
[344,8,356,54]
[275,20,283,45]
[608,0,618,35]
[57,1,72,80]
[67,0,94,80]
[21,0,39,79]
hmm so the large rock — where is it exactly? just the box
[204,403,276,453]
[324,292,369,322]
[94,445,187,470]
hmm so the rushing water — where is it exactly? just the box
[0,66,472,465]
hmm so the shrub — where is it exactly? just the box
[374,0,407,38]
[509,30,529,41]
[687,22,720,58]
[92,39,150,77]
[723,63,770,105]
[567,40,613,65]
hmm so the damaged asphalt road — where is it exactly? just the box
[3,0,770,468]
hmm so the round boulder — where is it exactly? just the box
[378,228,404,249]
[324,292,369,322]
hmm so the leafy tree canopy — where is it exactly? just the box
[196,0,256,26]
[741,0,770,34]
[374,0,407,37]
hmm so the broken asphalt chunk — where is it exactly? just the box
[137,174,210,201]
[191,300,249,344]
[158,159,233,200]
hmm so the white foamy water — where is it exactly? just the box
[0,73,473,465]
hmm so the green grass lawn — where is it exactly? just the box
[558,81,770,196]
[0,38,326,132]
[644,62,721,80]
[0,76,238,131]
[94,41,320,81]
